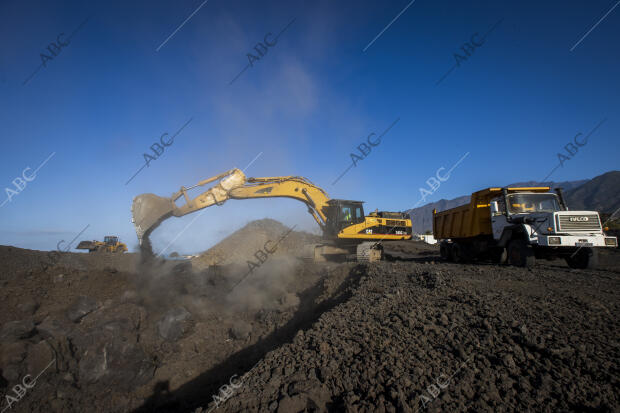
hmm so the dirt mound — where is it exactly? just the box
[192,218,321,268]
[0,220,335,412]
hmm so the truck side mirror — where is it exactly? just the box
[490,201,499,215]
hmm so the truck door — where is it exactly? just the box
[490,199,508,240]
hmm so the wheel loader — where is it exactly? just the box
[131,168,412,262]
[76,236,128,253]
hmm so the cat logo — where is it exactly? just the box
[255,187,273,194]
[569,216,588,222]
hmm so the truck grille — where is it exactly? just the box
[558,214,601,232]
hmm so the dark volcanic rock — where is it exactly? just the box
[75,318,154,391]
[17,299,39,315]
[0,319,35,340]
[207,259,620,413]
[157,307,193,341]
[66,295,99,323]
[230,322,252,341]
[36,316,72,339]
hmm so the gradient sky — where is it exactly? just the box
[1,0,618,254]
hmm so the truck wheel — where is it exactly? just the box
[508,240,535,268]
[440,242,451,261]
[451,243,464,263]
[565,248,598,269]
[490,248,507,264]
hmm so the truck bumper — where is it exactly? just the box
[537,235,617,248]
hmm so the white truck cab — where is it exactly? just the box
[490,190,617,268]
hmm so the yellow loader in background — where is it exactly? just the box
[76,236,128,253]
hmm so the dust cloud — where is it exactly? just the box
[131,220,315,323]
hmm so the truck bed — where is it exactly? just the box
[433,202,492,239]
[433,187,551,240]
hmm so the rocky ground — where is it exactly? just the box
[0,221,618,412]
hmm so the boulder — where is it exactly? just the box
[75,319,154,391]
[230,322,252,341]
[37,316,72,339]
[157,307,193,341]
[17,300,39,315]
[66,296,99,323]
[0,319,35,340]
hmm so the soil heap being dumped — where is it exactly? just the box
[192,219,320,268]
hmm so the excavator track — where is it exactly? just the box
[356,242,382,263]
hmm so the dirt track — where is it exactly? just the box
[0,223,619,413]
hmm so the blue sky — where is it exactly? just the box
[1,0,618,253]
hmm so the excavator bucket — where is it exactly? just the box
[132,194,175,244]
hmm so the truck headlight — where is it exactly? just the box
[605,238,618,246]
[548,237,561,245]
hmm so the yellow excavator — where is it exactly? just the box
[131,168,412,262]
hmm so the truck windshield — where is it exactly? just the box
[507,193,561,214]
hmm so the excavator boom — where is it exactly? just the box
[131,168,330,244]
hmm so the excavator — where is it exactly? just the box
[131,168,412,262]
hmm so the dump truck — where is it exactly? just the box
[76,236,128,253]
[132,168,412,262]
[433,187,617,268]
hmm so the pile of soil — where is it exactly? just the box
[0,220,334,413]
[192,219,321,268]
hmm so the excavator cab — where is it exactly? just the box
[323,199,365,235]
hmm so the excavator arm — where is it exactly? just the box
[131,168,332,244]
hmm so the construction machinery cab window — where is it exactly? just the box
[507,193,561,214]
[340,205,363,223]
[492,197,505,216]
[341,207,352,222]
[104,236,118,245]
[331,200,365,227]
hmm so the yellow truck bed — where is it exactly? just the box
[433,187,550,239]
